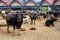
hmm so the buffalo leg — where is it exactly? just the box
[13,26,15,31]
[34,19,36,25]
[39,17,41,21]
[7,25,9,33]
[31,19,33,25]
[16,25,21,36]
[18,29,20,36]
[13,26,15,35]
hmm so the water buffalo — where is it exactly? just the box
[53,11,59,17]
[45,14,57,27]
[43,13,47,18]
[6,11,23,35]
[30,13,37,25]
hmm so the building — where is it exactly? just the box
[0,0,60,11]
[40,1,50,12]
[51,0,60,11]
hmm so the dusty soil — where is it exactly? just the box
[0,16,60,40]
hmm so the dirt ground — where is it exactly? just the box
[0,16,60,40]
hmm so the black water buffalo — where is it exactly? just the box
[45,14,57,27]
[43,13,47,18]
[30,13,37,25]
[53,12,59,17]
[6,11,23,35]
[48,11,59,17]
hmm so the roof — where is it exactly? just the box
[0,1,6,6]
[42,1,49,5]
[2,0,9,6]
[54,0,60,5]
[9,0,22,6]
[25,0,37,6]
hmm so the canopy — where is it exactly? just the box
[2,0,13,6]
